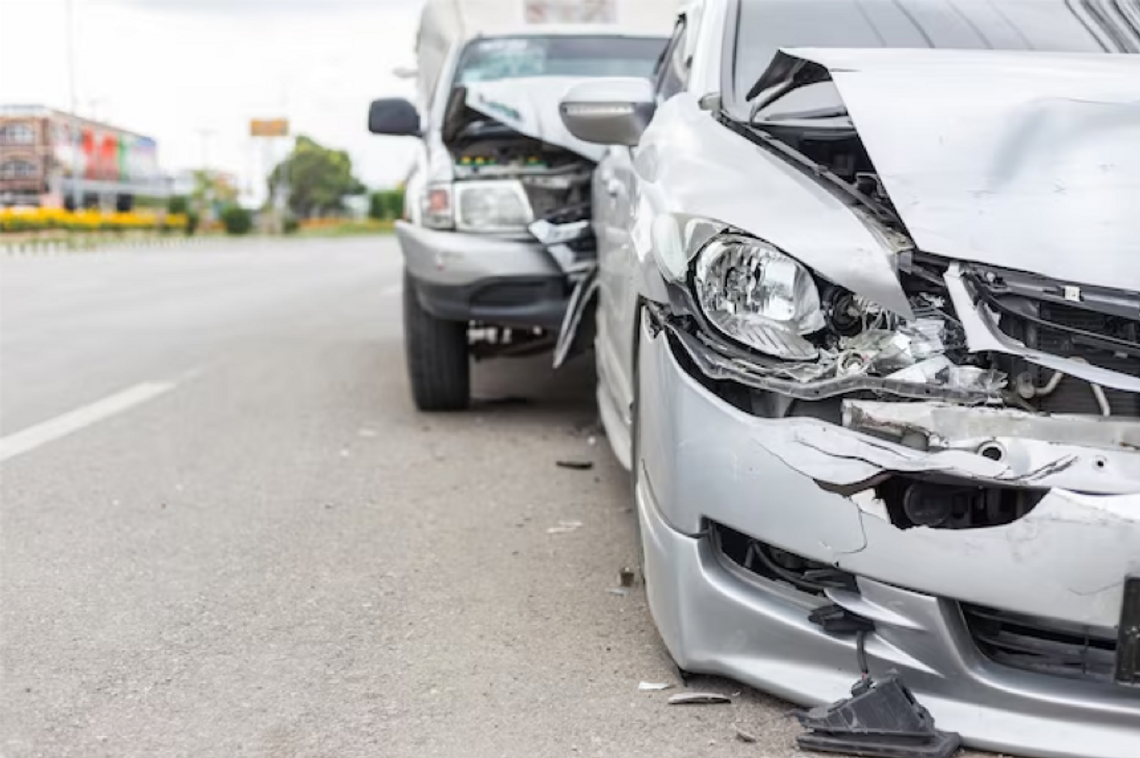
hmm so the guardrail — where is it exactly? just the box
[0,235,214,256]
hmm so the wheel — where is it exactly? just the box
[402,272,470,411]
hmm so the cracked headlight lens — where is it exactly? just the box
[693,235,824,360]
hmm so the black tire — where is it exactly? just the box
[403,272,470,411]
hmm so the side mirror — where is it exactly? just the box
[368,98,420,136]
[559,78,656,147]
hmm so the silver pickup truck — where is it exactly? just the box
[368,1,668,410]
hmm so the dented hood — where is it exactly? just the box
[463,76,607,162]
[767,49,1140,292]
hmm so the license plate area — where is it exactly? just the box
[1114,576,1140,687]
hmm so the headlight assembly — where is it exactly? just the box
[453,180,533,232]
[693,235,824,360]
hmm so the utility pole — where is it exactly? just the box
[65,0,82,210]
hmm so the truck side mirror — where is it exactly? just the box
[559,78,656,147]
[368,98,420,137]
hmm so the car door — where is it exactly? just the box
[595,18,691,442]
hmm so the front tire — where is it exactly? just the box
[403,272,470,411]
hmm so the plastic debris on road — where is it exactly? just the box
[668,692,732,705]
[555,460,594,470]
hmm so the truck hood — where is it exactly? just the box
[761,48,1140,292]
[464,76,607,162]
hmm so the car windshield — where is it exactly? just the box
[456,35,665,84]
[730,0,1140,122]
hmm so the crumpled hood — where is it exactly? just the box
[463,76,607,162]
[767,48,1140,292]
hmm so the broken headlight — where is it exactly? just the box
[693,235,824,360]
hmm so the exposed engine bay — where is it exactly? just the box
[443,87,597,272]
[672,118,1140,419]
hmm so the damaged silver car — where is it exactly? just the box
[558,0,1140,756]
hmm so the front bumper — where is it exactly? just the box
[396,221,569,329]
[637,322,1140,758]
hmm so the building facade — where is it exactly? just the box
[0,105,167,209]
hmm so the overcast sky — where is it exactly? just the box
[0,0,423,195]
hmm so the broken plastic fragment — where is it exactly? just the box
[886,356,953,384]
[796,676,960,758]
[839,318,946,376]
[667,692,732,705]
[546,520,583,534]
[734,726,758,743]
[945,365,1007,392]
[638,681,673,691]
[555,460,594,471]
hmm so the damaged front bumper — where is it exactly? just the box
[637,318,1140,758]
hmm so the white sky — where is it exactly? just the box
[0,0,424,194]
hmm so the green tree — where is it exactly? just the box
[270,136,366,219]
[368,188,405,221]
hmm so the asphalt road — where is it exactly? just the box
[1,237,879,758]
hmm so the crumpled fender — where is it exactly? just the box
[628,93,911,317]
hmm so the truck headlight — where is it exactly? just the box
[693,235,824,360]
[454,180,533,232]
[422,184,454,229]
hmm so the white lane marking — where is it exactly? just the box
[0,382,176,463]
[381,282,403,297]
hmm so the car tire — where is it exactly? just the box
[403,272,470,412]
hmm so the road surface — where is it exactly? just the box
[0,238,925,758]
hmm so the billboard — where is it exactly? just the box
[50,119,161,185]
[251,118,289,137]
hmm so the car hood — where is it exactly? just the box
[464,76,607,162]
[761,48,1140,292]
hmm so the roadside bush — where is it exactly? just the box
[220,205,253,235]
[369,189,405,221]
[283,215,300,234]
[0,207,186,234]
[168,195,190,215]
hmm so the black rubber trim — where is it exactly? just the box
[412,275,570,331]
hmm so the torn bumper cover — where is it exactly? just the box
[636,320,1140,758]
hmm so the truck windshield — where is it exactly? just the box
[729,0,1140,122]
[456,35,665,84]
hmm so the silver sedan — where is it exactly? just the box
[556,1,1140,757]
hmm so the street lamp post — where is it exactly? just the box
[65,0,82,210]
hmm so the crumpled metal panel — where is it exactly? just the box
[771,47,1140,290]
[630,93,913,317]
[464,77,608,161]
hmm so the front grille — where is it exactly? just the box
[969,266,1140,416]
[1027,302,1140,416]
[962,604,1117,683]
[711,522,855,597]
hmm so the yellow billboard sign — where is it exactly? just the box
[250,119,289,137]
